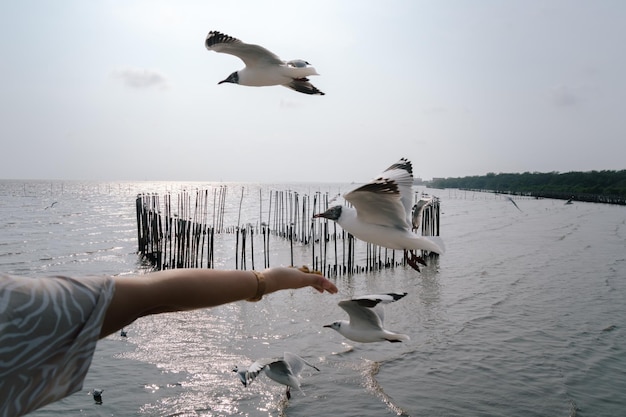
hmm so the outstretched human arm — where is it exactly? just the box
[100,267,337,338]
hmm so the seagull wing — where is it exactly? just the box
[412,197,432,229]
[338,299,384,331]
[265,359,292,377]
[414,198,432,212]
[284,78,325,95]
[352,292,408,305]
[283,352,320,376]
[383,158,415,222]
[245,357,279,386]
[507,196,522,211]
[344,158,413,229]
[205,31,283,67]
[263,358,309,392]
[350,293,408,324]
[344,179,407,229]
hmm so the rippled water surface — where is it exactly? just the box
[2,180,625,416]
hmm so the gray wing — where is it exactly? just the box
[205,31,283,67]
[265,359,291,376]
[245,357,281,386]
[344,159,413,229]
[283,352,320,376]
[350,293,407,324]
[338,299,384,330]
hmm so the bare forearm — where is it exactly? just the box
[100,267,337,338]
[133,269,261,311]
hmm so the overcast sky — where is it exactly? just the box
[1,1,624,182]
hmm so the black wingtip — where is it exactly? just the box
[205,30,240,49]
[354,299,380,308]
[388,292,408,301]
[384,158,413,176]
[285,79,325,95]
[351,177,400,195]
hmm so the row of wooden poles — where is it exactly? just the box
[136,186,441,276]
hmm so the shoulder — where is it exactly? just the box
[1,274,115,309]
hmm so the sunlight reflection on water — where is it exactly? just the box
[5,182,626,416]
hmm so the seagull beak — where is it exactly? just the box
[323,324,332,328]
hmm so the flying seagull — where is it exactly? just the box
[324,293,410,343]
[313,158,445,270]
[412,196,433,230]
[205,31,324,95]
[233,352,320,399]
[506,196,522,212]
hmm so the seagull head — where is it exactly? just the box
[313,205,342,221]
[232,366,247,386]
[219,71,239,85]
[323,321,342,331]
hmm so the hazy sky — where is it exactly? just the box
[1,1,624,182]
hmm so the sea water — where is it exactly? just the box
[1,180,625,417]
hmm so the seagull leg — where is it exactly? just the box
[405,250,426,272]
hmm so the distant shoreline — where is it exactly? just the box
[427,170,626,206]
[447,188,625,206]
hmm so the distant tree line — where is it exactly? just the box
[428,170,626,205]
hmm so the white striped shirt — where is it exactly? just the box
[0,274,115,417]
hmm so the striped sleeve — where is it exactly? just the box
[0,274,116,417]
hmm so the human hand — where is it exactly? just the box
[262,266,338,295]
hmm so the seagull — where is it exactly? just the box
[506,196,522,212]
[205,31,324,95]
[90,389,103,404]
[324,293,410,343]
[313,158,445,270]
[412,196,433,230]
[233,352,320,399]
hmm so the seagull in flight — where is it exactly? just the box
[233,352,320,399]
[506,196,522,212]
[324,293,410,343]
[313,158,445,270]
[412,196,433,230]
[205,31,324,95]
